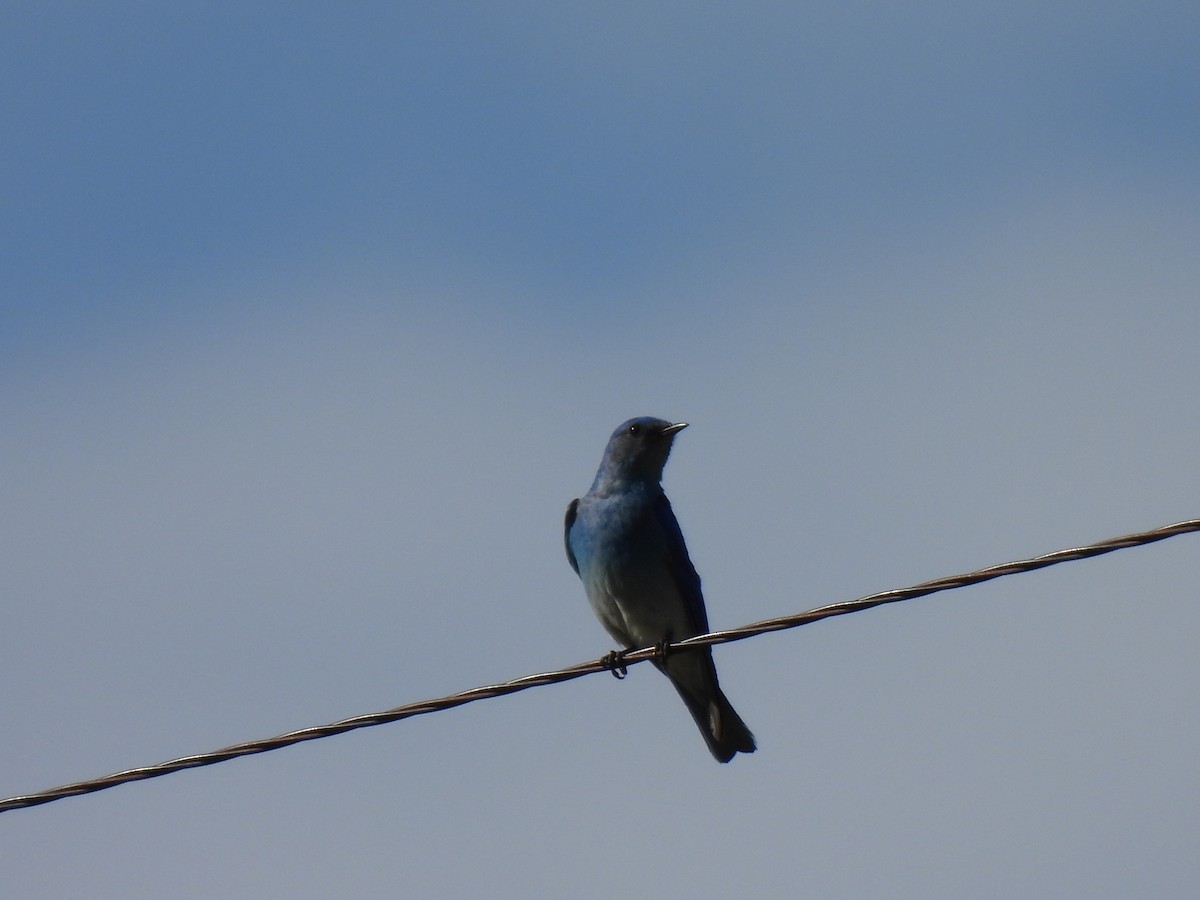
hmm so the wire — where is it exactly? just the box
[2,517,1197,814]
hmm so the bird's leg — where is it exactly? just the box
[601,649,628,680]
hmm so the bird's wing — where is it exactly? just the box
[654,492,711,635]
[563,498,581,574]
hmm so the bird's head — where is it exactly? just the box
[592,416,688,491]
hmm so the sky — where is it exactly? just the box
[3,3,1199,897]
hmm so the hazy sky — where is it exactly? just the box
[3,4,1199,897]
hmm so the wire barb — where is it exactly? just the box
[2,517,1197,815]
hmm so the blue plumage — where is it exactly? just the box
[565,417,755,762]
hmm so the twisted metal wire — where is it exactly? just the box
[2,517,1196,814]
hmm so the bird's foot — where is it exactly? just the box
[601,650,628,680]
[653,640,671,663]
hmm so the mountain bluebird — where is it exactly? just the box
[565,417,756,762]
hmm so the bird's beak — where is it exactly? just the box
[661,422,689,436]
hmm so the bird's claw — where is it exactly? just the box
[601,650,628,680]
[654,640,671,663]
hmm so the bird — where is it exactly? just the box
[565,416,756,762]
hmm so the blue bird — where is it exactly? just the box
[565,417,755,762]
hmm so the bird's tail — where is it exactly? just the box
[658,650,756,763]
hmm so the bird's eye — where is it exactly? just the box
[627,423,641,435]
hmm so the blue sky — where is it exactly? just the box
[3,3,1199,897]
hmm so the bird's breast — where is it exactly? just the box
[572,493,692,648]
